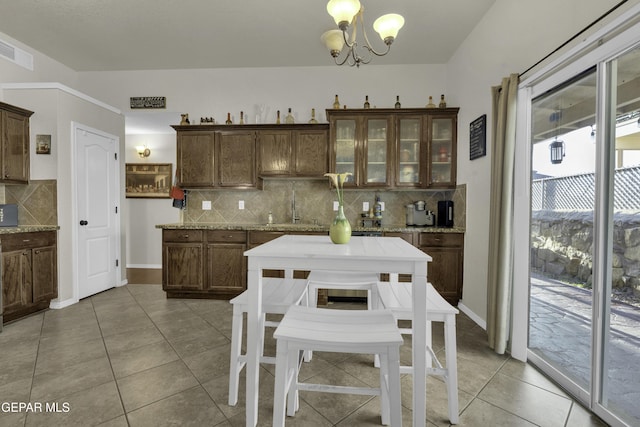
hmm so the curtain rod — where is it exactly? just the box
[520,0,629,77]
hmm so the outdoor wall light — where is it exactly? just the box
[550,139,565,164]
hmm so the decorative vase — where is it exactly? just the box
[330,205,351,244]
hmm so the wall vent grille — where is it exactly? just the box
[0,38,34,71]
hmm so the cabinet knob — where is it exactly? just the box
[35,250,40,254]
[79,220,88,226]
[183,234,189,239]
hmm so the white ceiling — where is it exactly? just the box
[0,0,496,71]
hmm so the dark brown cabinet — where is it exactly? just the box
[176,131,215,187]
[162,229,247,299]
[0,101,34,184]
[418,232,464,305]
[206,230,247,298]
[173,126,260,189]
[327,108,458,189]
[2,231,57,323]
[216,131,258,188]
[257,126,329,178]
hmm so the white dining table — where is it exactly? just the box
[243,234,432,426]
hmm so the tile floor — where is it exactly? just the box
[0,284,609,427]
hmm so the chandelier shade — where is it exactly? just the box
[326,0,361,28]
[373,13,405,42]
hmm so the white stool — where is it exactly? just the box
[307,270,380,309]
[272,305,403,427]
[227,277,309,406]
[376,280,459,424]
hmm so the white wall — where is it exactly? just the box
[124,133,180,268]
[447,0,632,321]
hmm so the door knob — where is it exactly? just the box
[79,220,88,226]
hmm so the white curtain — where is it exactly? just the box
[487,74,519,354]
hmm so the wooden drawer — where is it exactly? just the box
[384,231,415,245]
[419,232,463,247]
[1,231,56,251]
[163,229,203,243]
[206,230,246,243]
[249,231,285,245]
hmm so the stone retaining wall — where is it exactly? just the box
[530,210,640,294]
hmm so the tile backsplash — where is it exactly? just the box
[183,180,466,229]
[1,180,58,225]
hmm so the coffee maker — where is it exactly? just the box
[406,201,435,226]
[437,200,454,227]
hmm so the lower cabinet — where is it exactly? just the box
[2,231,58,323]
[418,232,464,305]
[162,229,247,299]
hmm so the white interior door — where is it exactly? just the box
[75,125,118,299]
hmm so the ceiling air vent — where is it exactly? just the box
[0,38,34,71]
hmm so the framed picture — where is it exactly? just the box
[125,163,172,198]
[36,134,52,154]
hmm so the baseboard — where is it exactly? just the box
[458,301,487,330]
[127,268,162,284]
[49,297,79,310]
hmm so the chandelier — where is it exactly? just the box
[321,0,404,67]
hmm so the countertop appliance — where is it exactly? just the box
[437,200,454,227]
[327,230,382,301]
[406,201,435,226]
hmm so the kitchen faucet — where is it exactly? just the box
[292,182,300,224]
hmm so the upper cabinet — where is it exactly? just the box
[257,125,329,178]
[0,101,34,184]
[173,125,261,189]
[327,108,458,189]
[329,112,393,188]
[174,123,329,189]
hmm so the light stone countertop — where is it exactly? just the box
[0,225,60,234]
[155,222,465,234]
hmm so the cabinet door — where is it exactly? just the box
[2,249,31,313]
[206,243,247,294]
[293,129,328,177]
[177,131,215,187]
[427,115,457,188]
[32,245,57,302]
[396,117,424,188]
[362,117,392,187]
[2,110,30,183]
[332,118,358,185]
[258,130,292,176]
[217,131,258,188]
[423,247,463,304]
[162,243,204,290]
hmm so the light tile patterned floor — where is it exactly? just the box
[0,284,608,426]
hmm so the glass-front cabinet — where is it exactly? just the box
[427,113,457,188]
[396,116,424,187]
[328,108,458,189]
[330,113,392,188]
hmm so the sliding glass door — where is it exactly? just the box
[527,43,640,427]
[596,46,640,426]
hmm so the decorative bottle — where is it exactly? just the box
[333,94,341,109]
[426,96,436,108]
[374,195,383,220]
[395,95,401,109]
[364,95,370,109]
[285,108,295,124]
[276,110,281,124]
[439,94,447,108]
[239,111,245,124]
[225,112,232,124]
[308,108,318,124]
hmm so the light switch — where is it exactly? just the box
[362,202,370,212]
[380,201,385,211]
[333,201,339,211]
[202,201,212,210]
[238,200,245,210]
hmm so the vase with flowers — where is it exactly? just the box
[324,172,352,244]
